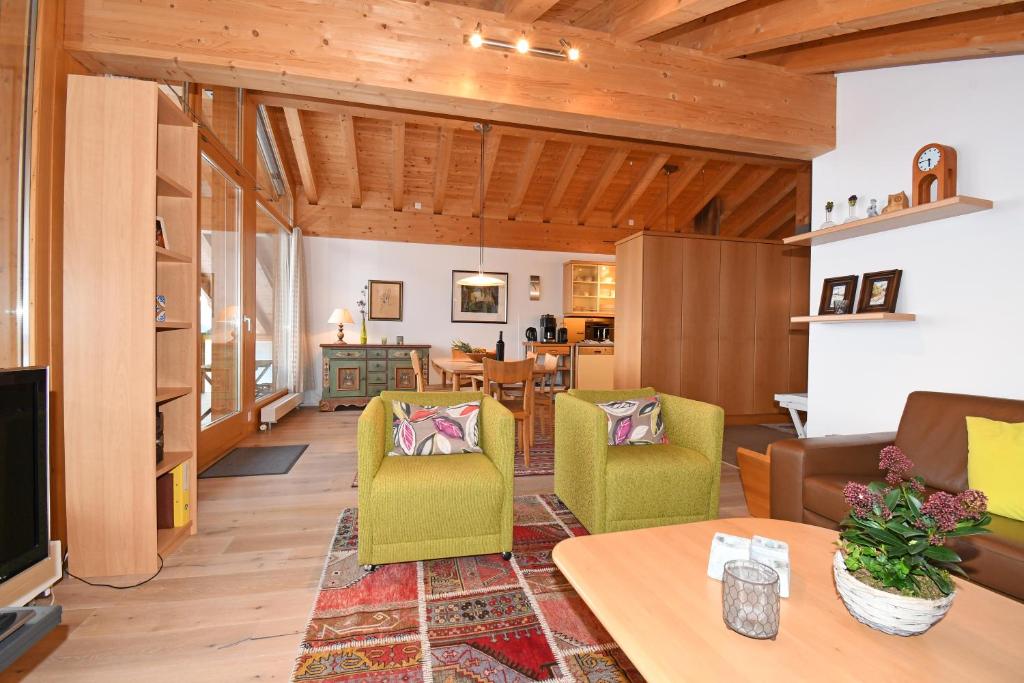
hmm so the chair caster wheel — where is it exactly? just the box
[502,552,512,561]
[362,564,377,572]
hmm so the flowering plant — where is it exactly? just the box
[356,285,368,322]
[840,446,990,598]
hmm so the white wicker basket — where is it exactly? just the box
[832,551,955,636]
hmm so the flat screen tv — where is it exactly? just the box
[0,367,49,585]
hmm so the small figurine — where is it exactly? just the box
[866,198,879,217]
[820,200,835,229]
[881,191,910,214]
[844,194,859,223]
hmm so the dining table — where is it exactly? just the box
[431,356,553,392]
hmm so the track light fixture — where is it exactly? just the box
[463,26,581,62]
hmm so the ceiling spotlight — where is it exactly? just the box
[516,33,530,54]
[560,39,580,61]
[469,23,483,48]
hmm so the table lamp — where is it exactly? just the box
[328,308,354,343]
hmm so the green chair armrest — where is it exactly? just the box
[554,393,610,532]
[658,393,725,519]
[358,397,387,489]
[480,395,515,484]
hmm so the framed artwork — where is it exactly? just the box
[857,269,903,313]
[451,271,509,324]
[368,280,403,321]
[155,216,170,250]
[336,367,360,392]
[394,366,416,391]
[818,275,859,315]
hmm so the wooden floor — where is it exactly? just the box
[3,407,749,682]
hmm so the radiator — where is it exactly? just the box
[260,392,302,429]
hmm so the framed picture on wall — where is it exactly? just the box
[451,271,509,324]
[857,269,903,313]
[818,275,859,315]
[368,280,403,321]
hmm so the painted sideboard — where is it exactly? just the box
[319,343,431,410]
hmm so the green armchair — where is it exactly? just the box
[357,391,515,566]
[554,388,725,534]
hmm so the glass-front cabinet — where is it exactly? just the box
[563,261,616,316]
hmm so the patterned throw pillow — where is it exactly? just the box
[595,396,667,446]
[389,401,483,456]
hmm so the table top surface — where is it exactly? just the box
[432,357,550,375]
[552,517,1024,683]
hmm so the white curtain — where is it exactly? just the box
[272,226,290,392]
[282,227,307,394]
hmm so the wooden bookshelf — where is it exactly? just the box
[64,76,199,579]
[791,313,916,324]
[783,196,992,247]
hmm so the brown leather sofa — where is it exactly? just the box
[771,391,1024,600]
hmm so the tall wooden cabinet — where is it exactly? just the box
[63,76,199,578]
[615,231,809,419]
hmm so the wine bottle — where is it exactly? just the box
[495,331,505,361]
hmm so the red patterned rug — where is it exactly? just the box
[292,494,643,682]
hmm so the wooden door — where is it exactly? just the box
[718,242,757,414]
[640,236,683,394]
[753,243,791,413]
[680,238,721,405]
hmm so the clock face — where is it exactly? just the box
[918,147,941,172]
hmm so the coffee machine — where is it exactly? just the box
[539,314,557,342]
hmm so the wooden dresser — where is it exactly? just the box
[320,343,431,410]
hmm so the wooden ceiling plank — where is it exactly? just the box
[505,0,563,23]
[282,107,319,205]
[742,189,797,239]
[674,163,743,230]
[644,160,708,229]
[720,166,776,219]
[433,127,455,215]
[473,131,504,216]
[768,215,799,241]
[752,3,1024,73]
[580,0,747,43]
[508,139,546,219]
[794,166,811,233]
[720,170,796,236]
[578,149,630,225]
[664,0,1020,58]
[391,121,405,211]
[612,153,671,227]
[543,144,587,222]
[339,113,362,208]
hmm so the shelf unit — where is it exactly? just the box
[791,313,916,324]
[783,196,992,247]
[563,260,616,317]
[63,76,199,579]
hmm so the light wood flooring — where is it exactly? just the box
[3,407,748,682]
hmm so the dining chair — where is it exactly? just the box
[409,349,447,392]
[483,358,536,466]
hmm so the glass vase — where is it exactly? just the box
[722,560,781,640]
[360,317,368,345]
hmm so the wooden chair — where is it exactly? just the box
[736,446,771,518]
[532,353,560,437]
[409,349,447,392]
[483,358,536,466]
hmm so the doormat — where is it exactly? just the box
[199,444,309,478]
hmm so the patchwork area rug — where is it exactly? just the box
[292,494,643,682]
[351,434,555,487]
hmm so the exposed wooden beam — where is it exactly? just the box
[720,170,796,236]
[578,0,746,43]
[578,150,629,225]
[433,127,454,215]
[508,139,546,219]
[282,107,319,205]
[391,122,405,211]
[298,205,624,254]
[794,167,811,233]
[644,160,708,230]
[720,166,776,219]
[505,0,562,23]
[543,144,587,222]
[473,131,504,216]
[65,0,836,159]
[674,163,743,230]
[769,215,799,241]
[664,0,1019,58]
[339,114,362,208]
[742,189,797,239]
[612,153,671,227]
[753,3,1024,74]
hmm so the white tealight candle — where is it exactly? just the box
[707,533,751,581]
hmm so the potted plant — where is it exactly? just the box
[834,445,990,636]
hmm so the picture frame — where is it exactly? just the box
[818,275,859,315]
[451,271,509,324]
[155,216,170,250]
[857,269,903,313]
[367,280,403,321]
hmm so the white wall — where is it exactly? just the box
[301,237,612,404]
[808,55,1024,436]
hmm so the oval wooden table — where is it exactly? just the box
[552,518,1024,682]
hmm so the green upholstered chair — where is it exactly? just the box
[554,387,725,534]
[357,391,515,567]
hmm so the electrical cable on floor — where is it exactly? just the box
[62,554,165,589]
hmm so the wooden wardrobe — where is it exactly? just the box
[615,231,809,421]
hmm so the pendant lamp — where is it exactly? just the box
[457,123,505,287]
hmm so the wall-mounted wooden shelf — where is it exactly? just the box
[156,450,193,478]
[157,89,192,127]
[783,196,992,247]
[791,312,916,324]
[155,321,191,331]
[156,169,192,198]
[156,386,192,404]
[155,246,192,263]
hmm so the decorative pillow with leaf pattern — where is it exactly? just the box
[389,401,482,456]
[595,396,667,446]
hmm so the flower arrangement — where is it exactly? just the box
[839,445,990,598]
[356,285,368,344]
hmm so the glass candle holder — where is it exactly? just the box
[722,559,781,640]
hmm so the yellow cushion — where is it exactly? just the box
[966,416,1024,522]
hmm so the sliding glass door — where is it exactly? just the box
[254,203,289,399]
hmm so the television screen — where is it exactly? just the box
[0,367,48,584]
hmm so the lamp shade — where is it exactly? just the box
[328,308,354,324]
[457,271,506,287]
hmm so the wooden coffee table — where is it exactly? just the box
[552,518,1024,682]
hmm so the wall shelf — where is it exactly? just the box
[156,169,192,198]
[156,386,192,404]
[156,245,192,263]
[791,312,916,324]
[155,321,191,331]
[783,196,993,247]
[156,450,193,478]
